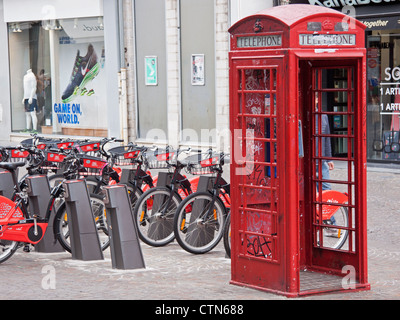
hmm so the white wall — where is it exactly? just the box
[3,0,103,22]
[230,0,274,25]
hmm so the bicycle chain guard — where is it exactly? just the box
[0,195,47,244]
[0,222,47,244]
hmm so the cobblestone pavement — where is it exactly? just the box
[0,162,399,301]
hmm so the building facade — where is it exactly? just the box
[289,0,400,164]
[1,0,400,164]
[0,0,273,153]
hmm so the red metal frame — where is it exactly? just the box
[228,4,369,297]
[0,195,47,245]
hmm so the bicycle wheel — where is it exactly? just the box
[320,206,349,250]
[174,192,227,254]
[223,211,231,258]
[133,187,181,247]
[53,193,110,252]
[0,240,19,264]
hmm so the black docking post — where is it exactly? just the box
[104,184,145,270]
[25,175,64,252]
[63,179,104,261]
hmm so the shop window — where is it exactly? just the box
[367,30,400,162]
[8,17,106,136]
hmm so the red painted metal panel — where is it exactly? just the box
[228,4,369,297]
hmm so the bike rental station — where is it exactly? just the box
[0,3,378,300]
[228,4,370,297]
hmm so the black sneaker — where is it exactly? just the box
[61,44,100,103]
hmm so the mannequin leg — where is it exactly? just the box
[25,112,32,130]
[30,111,38,131]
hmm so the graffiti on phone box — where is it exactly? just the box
[53,103,82,124]
[246,234,273,259]
[242,210,274,259]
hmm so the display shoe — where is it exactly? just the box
[61,44,100,103]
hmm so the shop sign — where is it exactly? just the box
[294,0,397,8]
[379,67,400,114]
[361,16,400,30]
[53,103,82,124]
[299,33,356,46]
[236,35,282,48]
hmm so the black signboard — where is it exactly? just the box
[288,0,400,18]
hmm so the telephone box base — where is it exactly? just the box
[230,275,370,298]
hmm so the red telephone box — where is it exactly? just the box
[228,4,370,297]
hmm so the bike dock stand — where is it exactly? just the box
[63,179,104,261]
[196,175,215,192]
[155,171,173,187]
[25,175,64,253]
[0,170,15,199]
[120,168,141,187]
[103,184,145,270]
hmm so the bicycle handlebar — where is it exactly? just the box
[98,137,124,158]
[15,145,46,172]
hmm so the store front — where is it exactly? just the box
[364,15,400,162]
[289,0,400,163]
[0,0,121,139]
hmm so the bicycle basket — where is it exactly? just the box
[36,142,51,150]
[41,151,67,171]
[56,141,75,150]
[80,155,108,176]
[185,152,220,175]
[78,141,101,153]
[10,148,29,160]
[108,145,142,166]
[35,137,63,150]
[145,148,176,169]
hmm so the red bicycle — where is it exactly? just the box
[0,146,109,263]
[132,147,206,247]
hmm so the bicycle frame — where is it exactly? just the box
[0,173,64,245]
[0,145,83,246]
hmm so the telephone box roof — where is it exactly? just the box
[229,4,366,31]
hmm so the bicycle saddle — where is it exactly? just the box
[0,161,26,171]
